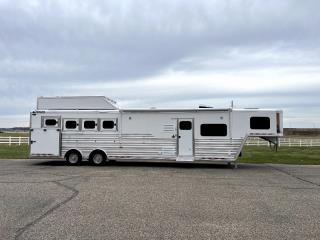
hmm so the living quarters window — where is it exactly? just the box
[84,120,96,129]
[103,120,115,129]
[179,121,192,130]
[65,120,77,129]
[250,117,270,129]
[200,124,227,136]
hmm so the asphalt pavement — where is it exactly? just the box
[0,159,320,240]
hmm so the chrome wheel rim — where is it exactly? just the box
[93,154,104,165]
[69,153,79,164]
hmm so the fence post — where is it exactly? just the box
[18,137,21,146]
[311,139,313,147]
[9,136,11,146]
[300,139,302,147]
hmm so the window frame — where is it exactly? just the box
[200,123,228,137]
[63,119,79,131]
[82,119,98,131]
[42,116,60,128]
[100,118,118,132]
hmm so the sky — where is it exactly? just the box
[0,0,320,128]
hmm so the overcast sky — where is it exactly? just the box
[1,0,320,127]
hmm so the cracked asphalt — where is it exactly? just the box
[0,160,320,240]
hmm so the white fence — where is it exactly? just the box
[246,137,320,147]
[0,137,29,145]
[1,136,320,147]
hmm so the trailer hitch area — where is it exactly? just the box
[260,136,279,152]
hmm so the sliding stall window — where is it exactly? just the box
[83,120,97,130]
[65,120,78,130]
[101,119,117,131]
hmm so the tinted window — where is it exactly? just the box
[45,119,57,126]
[179,121,192,130]
[201,124,227,136]
[65,120,77,129]
[250,117,270,129]
[103,121,115,129]
[84,120,96,129]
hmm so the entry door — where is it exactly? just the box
[30,115,61,156]
[178,119,194,156]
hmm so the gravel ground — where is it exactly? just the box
[0,159,320,240]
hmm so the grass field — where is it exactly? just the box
[0,145,29,159]
[0,144,320,164]
[0,132,29,137]
[0,132,29,159]
[240,146,320,165]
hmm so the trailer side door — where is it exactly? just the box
[30,114,61,157]
[177,119,194,158]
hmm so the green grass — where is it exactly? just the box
[0,132,30,159]
[0,145,29,159]
[240,146,320,165]
[0,132,29,137]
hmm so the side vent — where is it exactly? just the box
[163,124,175,133]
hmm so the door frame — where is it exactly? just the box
[30,114,62,157]
[177,118,194,157]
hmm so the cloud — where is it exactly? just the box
[0,0,320,127]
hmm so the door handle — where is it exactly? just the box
[178,136,181,138]
[30,140,36,144]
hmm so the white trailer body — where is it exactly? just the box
[30,96,283,165]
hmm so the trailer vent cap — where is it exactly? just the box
[199,105,213,108]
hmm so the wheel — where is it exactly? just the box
[227,162,237,169]
[66,151,82,165]
[90,152,106,166]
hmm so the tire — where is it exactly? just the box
[90,152,106,166]
[66,151,82,165]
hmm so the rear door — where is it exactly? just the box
[30,115,61,156]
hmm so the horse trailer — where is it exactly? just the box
[29,96,283,167]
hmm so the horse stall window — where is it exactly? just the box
[179,121,192,130]
[200,124,227,136]
[102,120,115,129]
[250,117,270,129]
[45,119,58,127]
[65,120,77,129]
[84,120,96,129]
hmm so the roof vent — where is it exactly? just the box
[199,104,213,108]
